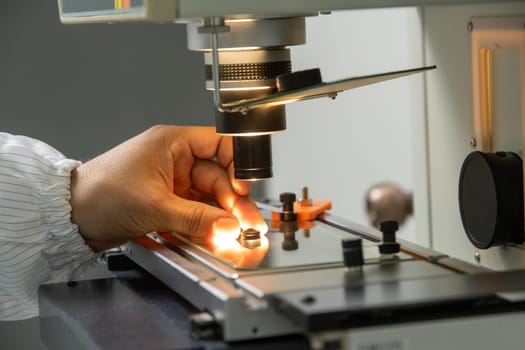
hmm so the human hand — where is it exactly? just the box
[207,234,269,269]
[69,125,267,251]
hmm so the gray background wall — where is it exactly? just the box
[0,0,213,161]
[1,1,212,349]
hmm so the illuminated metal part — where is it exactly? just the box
[238,228,262,249]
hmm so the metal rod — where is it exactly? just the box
[210,30,224,112]
[199,17,227,112]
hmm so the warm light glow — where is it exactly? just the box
[236,177,273,182]
[216,130,283,137]
[225,18,257,24]
[218,46,261,51]
[224,194,236,212]
[232,207,269,235]
[205,86,273,92]
[254,222,269,235]
[210,233,241,251]
[213,193,268,243]
[213,221,241,240]
[266,97,301,108]
[195,46,262,53]
[209,234,269,268]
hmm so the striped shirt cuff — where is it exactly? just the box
[0,133,96,320]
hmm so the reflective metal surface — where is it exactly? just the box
[118,205,525,342]
[222,65,436,113]
[164,219,412,271]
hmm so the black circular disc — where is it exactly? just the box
[276,68,322,92]
[458,151,524,249]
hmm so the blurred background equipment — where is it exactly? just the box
[366,183,413,229]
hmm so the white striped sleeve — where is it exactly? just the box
[0,132,96,320]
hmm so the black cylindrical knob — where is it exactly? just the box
[342,238,364,268]
[380,221,399,242]
[380,221,399,234]
[282,231,299,251]
[276,68,323,92]
[379,220,400,254]
[280,192,296,210]
[233,135,273,180]
[280,221,299,251]
[459,151,524,249]
[280,192,297,222]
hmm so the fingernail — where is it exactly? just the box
[214,217,240,239]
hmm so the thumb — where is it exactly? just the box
[160,194,241,240]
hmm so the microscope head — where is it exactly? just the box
[57,1,433,181]
[187,18,306,180]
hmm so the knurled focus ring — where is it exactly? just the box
[205,61,291,82]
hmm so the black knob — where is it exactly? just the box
[459,151,524,249]
[282,231,299,251]
[280,192,298,222]
[379,220,400,255]
[276,68,322,92]
[233,135,273,180]
[280,220,299,251]
[342,238,364,268]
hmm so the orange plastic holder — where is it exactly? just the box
[271,200,332,222]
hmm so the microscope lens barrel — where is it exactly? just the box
[233,135,272,180]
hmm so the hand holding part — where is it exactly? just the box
[209,231,269,268]
[69,125,267,251]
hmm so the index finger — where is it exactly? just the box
[169,126,250,195]
[170,126,224,160]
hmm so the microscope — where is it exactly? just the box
[38,1,525,349]
[59,0,434,182]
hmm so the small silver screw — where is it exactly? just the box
[474,251,481,262]
[469,137,477,148]
[467,22,473,32]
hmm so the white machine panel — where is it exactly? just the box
[58,0,516,23]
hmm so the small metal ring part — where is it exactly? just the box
[238,228,261,249]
